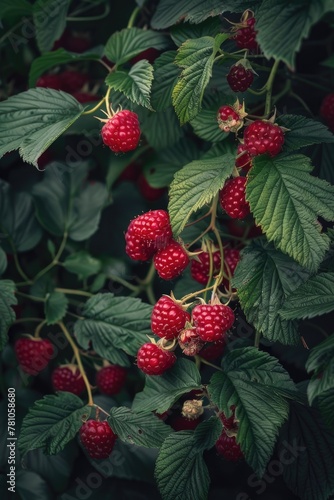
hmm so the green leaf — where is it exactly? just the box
[29,47,104,87]
[256,0,334,68]
[314,143,334,185]
[0,89,84,167]
[232,240,310,345]
[19,393,91,456]
[141,106,184,150]
[151,51,180,111]
[108,407,173,448]
[279,272,334,320]
[132,358,202,414]
[305,334,334,405]
[16,471,54,500]
[46,240,56,259]
[0,0,32,17]
[63,251,102,279]
[0,248,7,277]
[278,401,334,500]
[155,431,210,500]
[0,180,43,252]
[44,291,68,325]
[32,162,108,241]
[168,153,235,236]
[105,60,154,110]
[104,27,170,66]
[74,293,152,367]
[277,114,334,151]
[0,280,17,351]
[321,53,334,67]
[208,347,296,476]
[193,416,223,451]
[190,92,231,142]
[316,389,334,430]
[33,0,71,53]
[172,34,228,124]
[246,154,334,272]
[171,18,223,47]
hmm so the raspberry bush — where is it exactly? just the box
[1,1,334,499]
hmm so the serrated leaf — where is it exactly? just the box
[171,18,223,46]
[132,358,202,414]
[256,0,334,68]
[208,347,296,476]
[105,61,154,109]
[0,248,7,276]
[155,431,210,500]
[141,106,184,150]
[0,89,84,167]
[246,154,334,272]
[0,280,17,350]
[194,417,223,451]
[313,142,334,185]
[44,292,68,325]
[74,293,152,367]
[104,27,170,66]
[33,0,71,53]
[63,251,102,279]
[168,153,235,236]
[232,240,310,345]
[108,407,173,448]
[151,51,180,111]
[305,334,334,406]
[172,34,228,124]
[277,115,334,151]
[316,389,334,430]
[190,92,231,142]
[278,400,334,500]
[279,272,334,320]
[19,393,91,456]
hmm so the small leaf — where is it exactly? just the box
[277,114,334,151]
[0,280,17,350]
[46,240,56,259]
[33,0,71,53]
[44,292,68,325]
[63,251,102,280]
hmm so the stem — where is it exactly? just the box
[145,284,156,305]
[196,356,223,372]
[13,253,31,283]
[127,6,140,28]
[58,322,94,406]
[55,288,93,298]
[292,74,333,92]
[82,96,106,115]
[264,59,280,116]
[108,275,138,292]
[33,232,68,282]
[66,310,84,320]
[13,317,44,325]
[66,4,110,21]
[247,87,267,96]
[254,330,261,348]
[139,261,156,286]
[16,291,45,303]
[34,320,47,339]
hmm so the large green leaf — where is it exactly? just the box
[208,347,296,476]
[171,18,223,47]
[305,334,334,405]
[74,293,152,367]
[246,154,334,272]
[132,358,202,414]
[19,393,91,456]
[44,291,68,325]
[233,240,310,345]
[172,34,228,124]
[168,153,235,236]
[141,106,184,150]
[277,115,334,151]
[0,280,17,351]
[151,51,180,111]
[63,251,102,279]
[190,92,231,142]
[316,390,334,430]
[33,0,71,53]
[256,0,334,68]
[0,89,84,167]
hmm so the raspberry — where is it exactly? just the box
[215,431,243,461]
[191,249,221,285]
[125,220,156,261]
[244,120,285,157]
[15,337,54,375]
[101,110,141,153]
[138,174,165,201]
[151,295,190,340]
[130,48,161,64]
[36,74,63,90]
[219,406,237,430]
[224,248,240,279]
[320,93,334,132]
[219,177,250,219]
[154,240,189,280]
[96,365,127,395]
[235,144,252,172]
[72,92,99,103]
[227,64,254,92]
[137,343,176,375]
[199,339,226,361]
[178,328,204,356]
[192,303,235,342]
[217,105,242,133]
[233,17,258,51]
[60,71,88,93]
[80,420,117,459]
[119,162,142,183]
[170,414,201,431]
[52,364,85,395]
[131,210,172,248]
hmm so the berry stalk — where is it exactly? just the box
[264,59,280,116]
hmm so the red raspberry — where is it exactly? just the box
[235,144,252,172]
[219,406,237,430]
[36,74,63,90]
[137,343,176,375]
[59,71,88,93]
[52,364,85,395]
[199,339,226,361]
[96,365,127,395]
[151,295,190,340]
[216,431,243,461]
[119,162,142,183]
[192,303,235,342]
[320,93,334,132]
[233,17,258,51]
[224,248,240,279]
[125,220,156,261]
[15,337,54,375]
[154,240,190,280]
[131,210,172,249]
[170,415,201,431]
[72,92,99,103]
[244,120,285,157]
[101,110,141,153]
[217,105,243,133]
[130,48,161,64]
[191,249,221,285]
[178,328,204,356]
[219,177,250,219]
[80,420,117,459]
[227,64,254,92]
[138,174,165,201]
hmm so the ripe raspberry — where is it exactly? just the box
[125,220,156,261]
[154,241,189,280]
[52,364,85,395]
[80,420,117,459]
[101,110,141,153]
[36,74,63,90]
[179,328,204,356]
[244,120,285,157]
[216,431,243,461]
[233,16,258,51]
[320,93,334,132]
[60,71,88,93]
[191,249,221,285]
[235,144,252,172]
[199,339,226,361]
[96,365,127,395]
[119,162,142,183]
[227,64,254,92]
[138,174,165,201]
[131,210,172,249]
[219,406,237,430]
[192,303,235,342]
[137,343,176,375]
[217,105,242,133]
[219,177,250,219]
[170,414,201,431]
[72,92,99,103]
[130,48,161,64]
[151,295,190,340]
[15,337,54,375]
[224,248,240,279]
